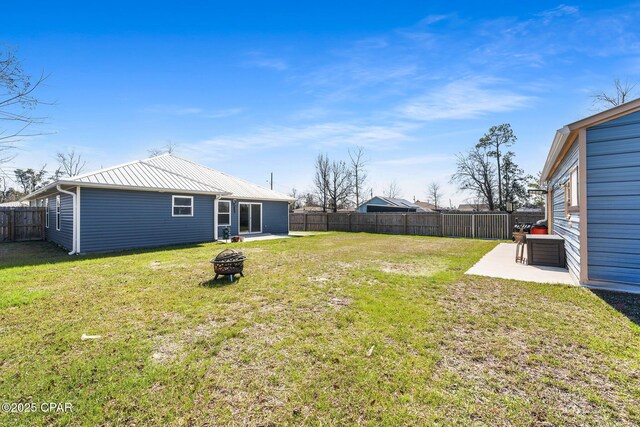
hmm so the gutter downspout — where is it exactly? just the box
[56,185,78,255]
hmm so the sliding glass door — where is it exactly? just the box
[239,203,262,233]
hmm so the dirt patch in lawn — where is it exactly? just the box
[378,259,447,276]
[151,319,231,364]
[328,297,352,307]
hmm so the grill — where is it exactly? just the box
[210,249,246,281]
[512,220,548,240]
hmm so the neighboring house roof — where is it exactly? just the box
[358,196,421,210]
[293,207,354,213]
[0,201,28,207]
[414,200,436,210]
[457,203,490,211]
[541,97,640,182]
[23,154,294,202]
[515,207,544,212]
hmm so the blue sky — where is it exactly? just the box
[3,1,640,205]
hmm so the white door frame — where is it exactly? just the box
[238,202,263,234]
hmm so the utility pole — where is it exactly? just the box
[270,172,273,190]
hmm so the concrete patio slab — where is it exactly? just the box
[466,243,576,285]
[237,233,291,242]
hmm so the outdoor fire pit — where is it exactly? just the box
[210,249,246,281]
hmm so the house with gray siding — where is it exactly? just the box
[541,98,640,293]
[356,196,425,213]
[23,154,293,253]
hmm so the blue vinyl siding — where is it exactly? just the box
[80,188,214,253]
[548,141,580,279]
[44,191,74,251]
[216,199,289,237]
[586,110,640,286]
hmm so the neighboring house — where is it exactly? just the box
[514,207,544,213]
[414,200,436,211]
[292,206,354,213]
[0,201,28,207]
[22,154,293,254]
[457,203,491,212]
[541,98,640,293]
[356,196,425,213]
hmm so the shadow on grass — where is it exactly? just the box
[592,290,640,327]
[199,276,241,288]
[0,240,218,270]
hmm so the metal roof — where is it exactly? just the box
[359,196,420,209]
[70,159,225,194]
[23,154,294,202]
[144,155,294,201]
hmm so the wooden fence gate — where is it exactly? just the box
[441,213,511,240]
[0,208,46,242]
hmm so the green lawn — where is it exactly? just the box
[0,233,639,426]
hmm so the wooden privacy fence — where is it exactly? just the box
[442,213,511,240]
[0,208,46,242]
[290,211,545,240]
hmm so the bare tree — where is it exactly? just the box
[348,146,368,207]
[476,124,516,210]
[592,79,636,109]
[148,141,177,157]
[382,180,402,198]
[326,160,353,212]
[1,48,48,165]
[302,192,317,207]
[55,149,86,178]
[450,146,497,211]
[313,154,330,212]
[427,182,442,209]
[288,188,304,211]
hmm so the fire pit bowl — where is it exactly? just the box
[210,249,246,281]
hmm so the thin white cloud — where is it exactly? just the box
[244,52,288,71]
[203,108,244,119]
[374,154,453,166]
[398,78,534,121]
[142,105,242,119]
[182,121,416,161]
[418,14,453,26]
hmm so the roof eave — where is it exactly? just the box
[540,126,571,183]
[22,181,232,200]
[542,97,640,183]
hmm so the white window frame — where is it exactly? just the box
[238,202,262,234]
[217,200,231,226]
[565,166,579,216]
[55,195,61,231]
[45,198,50,229]
[172,195,194,217]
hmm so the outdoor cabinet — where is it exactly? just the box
[526,234,566,267]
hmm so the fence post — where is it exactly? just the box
[471,214,475,239]
[303,213,307,231]
[325,213,329,231]
[8,209,14,242]
[348,214,352,232]
[403,214,407,235]
[375,214,378,234]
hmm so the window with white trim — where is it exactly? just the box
[45,198,50,228]
[55,195,61,231]
[564,166,579,215]
[218,200,231,225]
[172,195,193,216]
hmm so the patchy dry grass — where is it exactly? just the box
[0,233,638,426]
